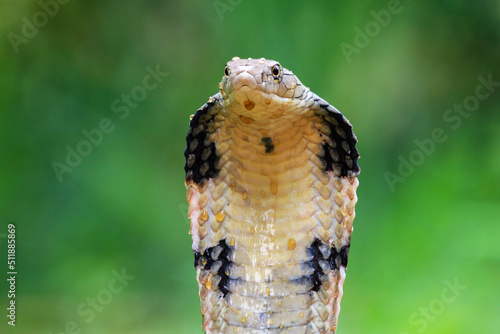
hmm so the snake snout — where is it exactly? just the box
[232,72,258,90]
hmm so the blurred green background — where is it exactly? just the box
[1,0,499,333]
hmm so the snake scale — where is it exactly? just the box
[184,57,360,333]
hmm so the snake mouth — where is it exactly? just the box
[228,75,262,112]
[222,71,263,111]
[232,72,259,91]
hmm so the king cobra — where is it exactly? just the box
[184,57,360,333]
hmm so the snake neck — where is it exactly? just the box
[185,89,359,333]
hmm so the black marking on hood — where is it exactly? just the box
[315,100,360,177]
[307,238,350,292]
[194,239,233,297]
[261,137,274,153]
[185,97,220,185]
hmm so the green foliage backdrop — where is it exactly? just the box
[1,1,499,333]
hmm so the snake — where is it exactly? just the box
[184,57,360,333]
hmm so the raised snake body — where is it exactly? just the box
[184,57,359,333]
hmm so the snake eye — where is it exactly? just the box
[224,66,230,76]
[272,64,281,78]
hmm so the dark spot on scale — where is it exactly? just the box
[261,137,274,153]
[244,100,255,110]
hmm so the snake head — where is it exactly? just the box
[220,57,306,114]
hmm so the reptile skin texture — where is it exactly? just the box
[185,57,360,333]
